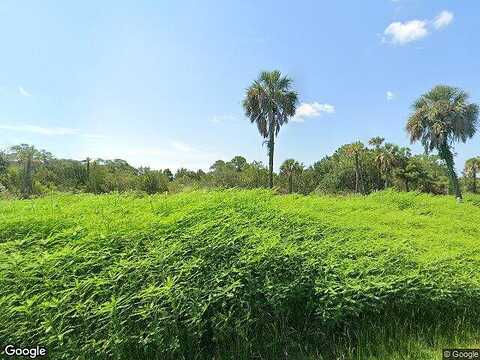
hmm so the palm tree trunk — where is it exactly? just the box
[440,144,462,200]
[354,153,360,193]
[267,115,275,189]
[22,153,33,198]
[288,174,293,194]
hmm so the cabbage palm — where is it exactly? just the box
[464,157,480,193]
[406,85,479,200]
[243,70,298,188]
[280,159,303,193]
[345,142,365,194]
[375,143,400,189]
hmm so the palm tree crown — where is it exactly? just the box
[243,70,298,188]
[406,85,479,200]
[407,86,478,151]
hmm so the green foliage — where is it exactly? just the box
[138,170,169,194]
[243,70,299,188]
[0,143,473,199]
[406,85,479,199]
[1,190,479,359]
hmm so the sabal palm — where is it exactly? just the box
[368,136,385,149]
[243,70,298,188]
[345,142,365,194]
[464,157,480,193]
[375,143,400,189]
[406,85,479,200]
[280,159,303,193]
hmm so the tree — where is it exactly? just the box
[0,151,8,176]
[228,156,248,172]
[280,159,303,193]
[392,147,412,191]
[375,143,400,189]
[9,144,42,198]
[345,142,365,194]
[368,136,385,150]
[464,157,480,193]
[162,168,174,182]
[243,70,298,188]
[81,157,91,184]
[407,85,479,200]
[139,170,168,194]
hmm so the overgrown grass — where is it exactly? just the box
[1,190,479,359]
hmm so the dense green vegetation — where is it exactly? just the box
[1,139,476,199]
[1,190,479,359]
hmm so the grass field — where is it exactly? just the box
[1,190,479,359]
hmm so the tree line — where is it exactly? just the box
[0,70,478,200]
[0,140,478,199]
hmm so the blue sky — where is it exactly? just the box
[0,0,478,171]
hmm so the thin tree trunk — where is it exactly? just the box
[86,159,90,181]
[354,153,360,193]
[440,144,462,200]
[288,174,293,194]
[22,153,33,198]
[405,179,410,192]
[268,114,275,189]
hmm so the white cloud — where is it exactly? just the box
[433,10,453,29]
[383,10,454,45]
[18,86,31,97]
[383,20,429,44]
[386,91,395,101]
[292,102,335,122]
[0,124,79,135]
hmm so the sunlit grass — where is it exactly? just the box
[1,190,479,359]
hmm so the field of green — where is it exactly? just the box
[1,190,480,359]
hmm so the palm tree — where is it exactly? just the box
[375,143,401,189]
[345,142,365,194]
[81,157,91,183]
[280,159,303,193]
[10,144,40,198]
[368,136,385,150]
[243,70,298,188]
[406,85,479,200]
[464,157,480,193]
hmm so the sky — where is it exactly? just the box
[0,0,479,171]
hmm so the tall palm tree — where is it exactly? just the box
[375,143,401,189]
[406,85,479,200]
[345,142,365,194]
[464,157,480,193]
[280,159,303,193]
[243,70,298,188]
